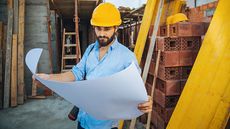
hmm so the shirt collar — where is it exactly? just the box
[95,37,119,51]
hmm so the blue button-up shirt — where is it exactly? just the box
[72,38,140,129]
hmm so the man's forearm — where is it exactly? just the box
[45,71,76,82]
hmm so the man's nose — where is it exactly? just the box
[98,30,106,36]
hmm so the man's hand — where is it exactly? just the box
[138,96,153,113]
[33,73,50,80]
[32,73,50,86]
[32,71,75,82]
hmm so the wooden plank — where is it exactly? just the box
[7,0,13,9]
[75,0,81,62]
[4,9,13,108]
[45,0,53,96]
[55,13,61,72]
[3,25,7,72]
[0,22,3,49]
[0,22,3,109]
[27,96,46,99]
[46,0,53,73]
[31,79,37,96]
[11,34,17,107]
[146,50,161,129]
[3,25,7,85]
[17,0,25,104]
[13,0,19,34]
[0,51,2,109]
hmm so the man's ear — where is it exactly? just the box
[114,26,118,32]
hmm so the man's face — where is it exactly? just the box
[94,26,117,47]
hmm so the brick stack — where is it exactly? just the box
[140,21,209,129]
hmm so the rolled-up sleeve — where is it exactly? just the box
[71,44,94,81]
[124,52,142,74]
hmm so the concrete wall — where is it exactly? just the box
[25,0,51,95]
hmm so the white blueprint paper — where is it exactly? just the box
[25,48,148,120]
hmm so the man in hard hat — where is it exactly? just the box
[36,2,152,129]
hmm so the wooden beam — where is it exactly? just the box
[45,0,53,96]
[11,34,17,107]
[13,0,19,34]
[4,9,13,108]
[3,25,7,54]
[55,12,61,71]
[27,96,46,99]
[0,22,3,49]
[31,79,37,96]
[7,0,13,9]
[3,25,7,76]
[17,0,25,105]
[0,22,3,109]
[0,57,2,109]
[75,0,81,62]
[46,0,53,73]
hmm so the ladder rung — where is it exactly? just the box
[64,65,75,68]
[65,32,76,35]
[63,55,77,59]
[61,69,71,72]
[64,44,76,47]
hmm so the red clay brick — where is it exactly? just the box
[156,78,181,96]
[147,74,154,85]
[181,66,193,79]
[145,82,152,95]
[149,59,156,75]
[160,25,167,37]
[154,89,180,108]
[158,66,181,80]
[180,36,201,50]
[156,103,175,123]
[191,22,205,36]
[159,51,180,67]
[169,22,192,37]
[180,79,187,92]
[156,37,181,51]
[179,50,195,66]
[152,109,158,126]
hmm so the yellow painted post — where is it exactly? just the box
[133,0,158,64]
[167,0,230,129]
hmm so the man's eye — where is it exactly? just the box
[96,28,101,31]
[104,28,111,31]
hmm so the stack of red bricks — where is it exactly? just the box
[140,21,210,129]
[138,1,219,128]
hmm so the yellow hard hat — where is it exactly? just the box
[167,13,188,25]
[166,15,174,25]
[90,2,122,27]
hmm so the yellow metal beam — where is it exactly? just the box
[134,0,186,64]
[134,0,158,64]
[167,0,230,128]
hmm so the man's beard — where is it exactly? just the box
[97,33,116,47]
